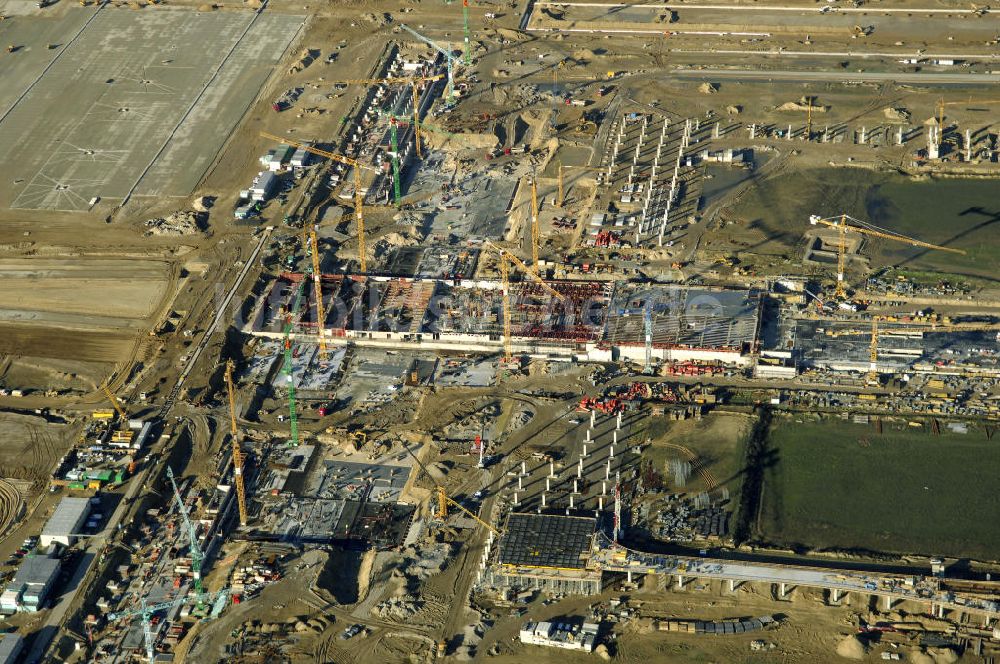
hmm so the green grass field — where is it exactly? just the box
[758,416,1000,560]
[725,169,1000,280]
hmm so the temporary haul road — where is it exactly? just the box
[25,228,272,663]
[671,68,1000,85]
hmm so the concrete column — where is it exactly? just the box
[578,458,583,477]
[582,443,587,458]
[605,461,611,480]
[831,588,841,603]
[585,428,591,442]
[541,492,546,507]
[938,604,946,619]
[729,579,738,592]
[609,445,615,459]
[897,127,904,145]
[676,574,685,589]
[627,569,633,583]
[602,481,607,495]
[546,477,550,491]
[859,126,867,144]
[883,595,893,611]
[549,461,555,478]
[569,495,574,509]
[613,430,618,445]
[598,496,604,510]
[749,124,756,139]
[521,461,526,476]
[513,492,519,506]
[573,479,578,494]
[517,476,523,491]
[787,124,792,140]
[617,413,622,428]
[780,583,788,598]
[713,122,720,139]
[590,410,596,427]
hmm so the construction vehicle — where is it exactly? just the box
[330,75,444,158]
[223,360,248,527]
[261,132,375,272]
[808,214,965,299]
[100,384,133,444]
[481,239,565,363]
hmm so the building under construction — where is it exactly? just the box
[479,513,603,596]
[247,274,762,364]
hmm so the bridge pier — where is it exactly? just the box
[728,579,739,593]
[938,604,946,619]
[779,582,793,599]
[627,569,632,584]
[830,588,843,604]
[883,595,894,612]
[676,574,685,590]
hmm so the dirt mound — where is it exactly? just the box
[699,82,718,94]
[883,106,911,122]
[144,211,202,236]
[835,634,866,660]
[909,653,934,664]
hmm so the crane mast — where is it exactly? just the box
[400,24,456,99]
[224,360,248,527]
[306,228,328,359]
[808,213,966,299]
[166,466,204,595]
[260,132,372,272]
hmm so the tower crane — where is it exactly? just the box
[935,97,1000,130]
[482,239,565,363]
[330,75,444,158]
[529,175,540,268]
[166,466,204,595]
[280,273,308,447]
[400,24,457,99]
[224,360,248,527]
[401,444,500,536]
[305,227,328,359]
[260,132,376,272]
[108,589,228,664]
[808,213,965,299]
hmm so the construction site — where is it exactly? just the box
[2,0,1000,662]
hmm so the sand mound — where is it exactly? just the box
[929,648,958,664]
[835,635,866,660]
[909,652,934,664]
[699,82,718,94]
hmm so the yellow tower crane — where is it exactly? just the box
[401,443,501,537]
[224,360,248,527]
[936,97,1000,130]
[305,227,328,360]
[529,175,540,268]
[328,75,444,158]
[260,132,375,272]
[482,239,565,363]
[808,213,965,299]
